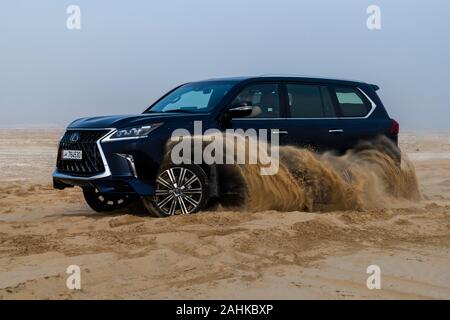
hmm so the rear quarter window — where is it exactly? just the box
[334,87,371,117]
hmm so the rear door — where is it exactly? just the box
[280,82,343,152]
[329,85,388,151]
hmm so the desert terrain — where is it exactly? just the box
[0,129,449,299]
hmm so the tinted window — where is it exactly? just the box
[287,84,336,118]
[334,87,370,117]
[231,83,280,118]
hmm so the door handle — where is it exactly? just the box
[328,129,344,134]
[273,130,288,135]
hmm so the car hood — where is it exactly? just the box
[68,113,209,129]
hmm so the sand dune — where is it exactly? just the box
[0,129,449,299]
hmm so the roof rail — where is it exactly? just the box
[259,74,365,83]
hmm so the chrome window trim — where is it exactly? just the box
[355,87,377,119]
[53,128,116,181]
[232,87,376,120]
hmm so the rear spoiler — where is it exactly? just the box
[370,84,380,91]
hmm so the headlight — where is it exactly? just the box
[109,123,163,140]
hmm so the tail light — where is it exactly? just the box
[390,119,400,135]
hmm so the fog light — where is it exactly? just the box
[117,153,137,177]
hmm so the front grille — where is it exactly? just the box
[56,130,109,176]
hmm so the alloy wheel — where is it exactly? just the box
[154,167,203,215]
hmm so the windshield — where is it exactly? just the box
[145,82,234,113]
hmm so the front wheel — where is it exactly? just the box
[142,164,209,217]
[82,187,133,212]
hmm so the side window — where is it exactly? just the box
[231,83,280,118]
[334,87,371,117]
[286,84,336,118]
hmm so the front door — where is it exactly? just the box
[228,82,289,145]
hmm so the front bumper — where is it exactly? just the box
[53,172,156,196]
[53,127,168,196]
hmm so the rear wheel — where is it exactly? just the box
[82,187,133,212]
[142,164,209,217]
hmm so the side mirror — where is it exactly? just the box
[227,102,253,118]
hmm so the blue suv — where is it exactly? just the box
[53,76,399,217]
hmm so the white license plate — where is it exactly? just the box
[62,150,83,160]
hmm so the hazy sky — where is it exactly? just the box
[1,0,449,129]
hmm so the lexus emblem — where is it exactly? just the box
[70,132,80,143]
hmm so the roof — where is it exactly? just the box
[201,75,369,86]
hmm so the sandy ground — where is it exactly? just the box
[0,129,449,299]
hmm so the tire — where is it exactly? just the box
[142,164,209,217]
[82,187,133,212]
